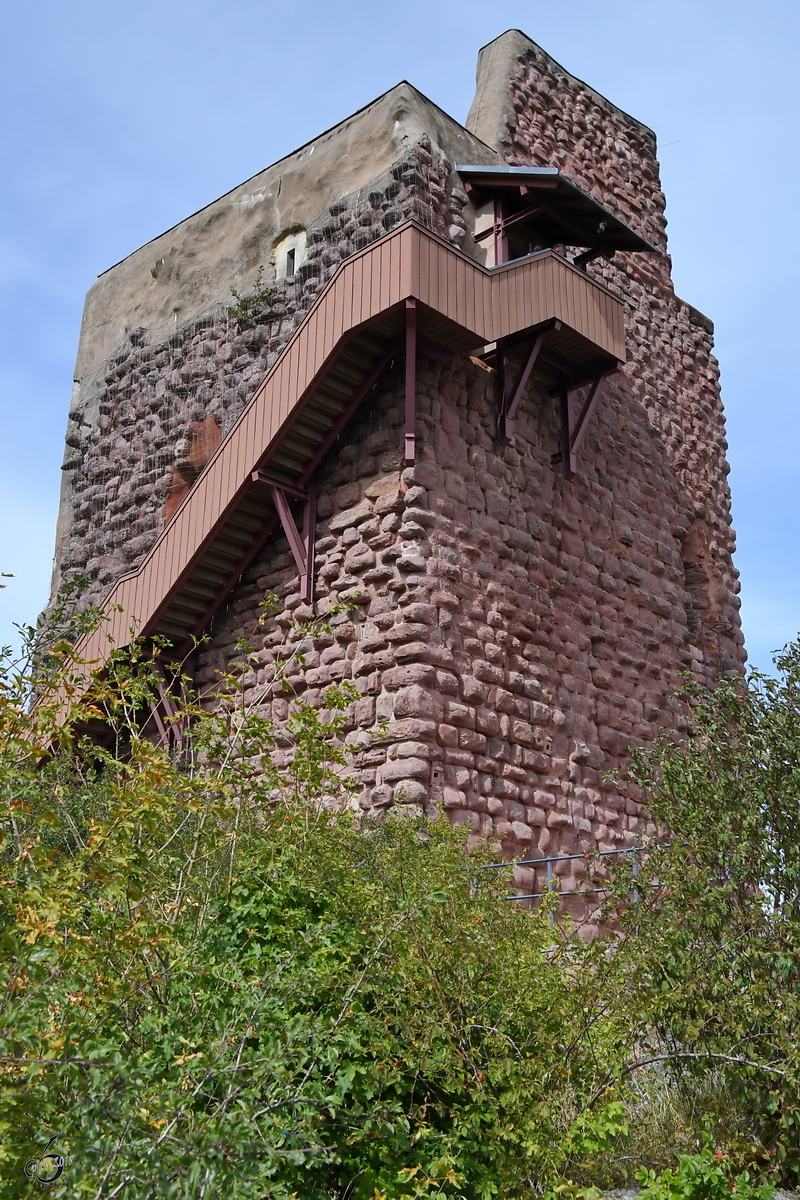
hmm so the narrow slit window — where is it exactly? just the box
[274,230,306,280]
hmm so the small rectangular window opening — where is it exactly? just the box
[286,248,296,276]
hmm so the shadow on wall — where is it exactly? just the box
[681,518,740,680]
[681,518,721,642]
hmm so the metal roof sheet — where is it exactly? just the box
[455,164,658,254]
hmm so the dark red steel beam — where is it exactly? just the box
[271,486,308,580]
[143,657,185,751]
[298,342,401,486]
[507,326,560,417]
[497,320,561,442]
[552,367,617,480]
[570,370,616,458]
[178,344,400,651]
[405,299,417,465]
[144,694,169,747]
[498,332,545,443]
[156,677,185,752]
[499,203,546,232]
[251,472,308,501]
[301,479,316,604]
[270,482,317,604]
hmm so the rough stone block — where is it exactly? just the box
[486,739,510,761]
[354,697,376,726]
[461,676,486,704]
[335,482,362,509]
[403,462,441,489]
[394,685,442,721]
[393,779,428,804]
[445,701,475,728]
[380,756,430,783]
[473,659,504,685]
[329,501,374,532]
[458,728,487,753]
[383,663,437,690]
[443,471,467,502]
[394,642,454,668]
[382,718,437,742]
[344,545,376,574]
[371,784,394,808]
[388,740,436,760]
[511,719,534,746]
[475,707,500,736]
[511,821,534,844]
[486,493,511,523]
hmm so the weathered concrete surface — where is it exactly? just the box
[75,84,497,382]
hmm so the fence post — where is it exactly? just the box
[632,850,640,904]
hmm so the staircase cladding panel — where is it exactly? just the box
[65,220,625,682]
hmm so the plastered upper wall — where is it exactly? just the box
[74,84,498,383]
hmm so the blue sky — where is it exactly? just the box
[1,0,797,672]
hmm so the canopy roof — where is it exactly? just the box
[455,164,658,254]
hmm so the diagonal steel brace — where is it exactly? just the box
[269,481,316,604]
[556,367,618,480]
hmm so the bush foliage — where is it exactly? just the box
[3,593,800,1198]
[227,267,278,330]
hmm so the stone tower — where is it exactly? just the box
[51,31,743,903]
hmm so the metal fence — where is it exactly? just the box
[479,842,670,911]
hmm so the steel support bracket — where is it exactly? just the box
[266,479,316,604]
[405,299,417,466]
[497,320,561,443]
[551,367,617,480]
[146,656,190,752]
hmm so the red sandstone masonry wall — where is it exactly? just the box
[55,37,743,923]
[193,42,744,921]
[195,342,694,918]
[494,41,743,676]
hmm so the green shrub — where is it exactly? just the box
[227,266,277,328]
[3,593,800,1196]
[637,1143,773,1200]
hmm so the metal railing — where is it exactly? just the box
[479,843,670,909]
